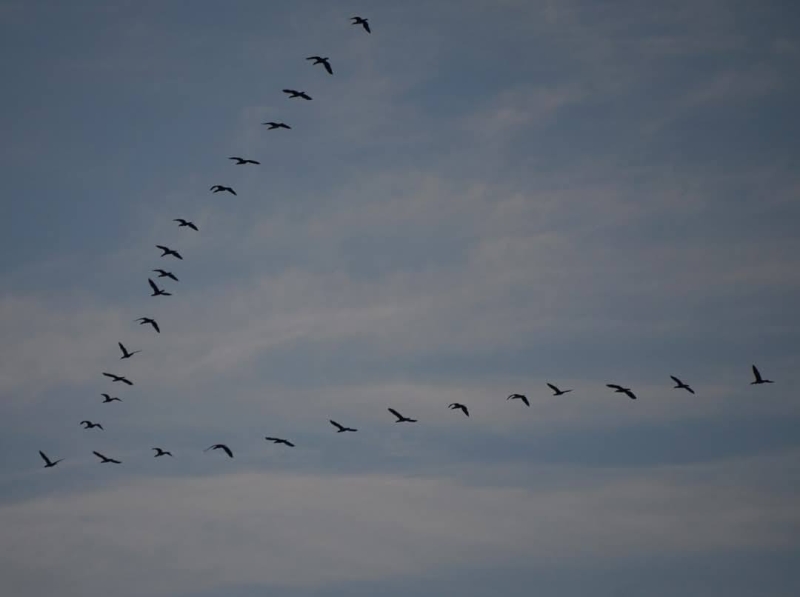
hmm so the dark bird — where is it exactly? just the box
[103,372,133,386]
[118,342,141,359]
[205,444,234,458]
[547,383,573,396]
[39,450,63,468]
[136,317,160,333]
[448,402,469,417]
[148,278,172,297]
[330,419,357,433]
[750,364,774,385]
[93,451,121,464]
[156,245,183,260]
[507,393,530,406]
[607,384,637,400]
[388,408,417,423]
[80,420,103,430]
[101,393,121,403]
[262,121,291,130]
[152,269,179,282]
[670,375,695,394]
[209,185,237,195]
[306,56,333,75]
[152,448,173,458]
[351,16,371,33]
[283,89,312,100]
[265,437,295,447]
[174,218,199,231]
[228,156,260,165]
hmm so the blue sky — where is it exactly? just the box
[1,1,799,595]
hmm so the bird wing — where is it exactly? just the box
[324,62,333,75]
[93,451,105,459]
[118,342,127,354]
[152,321,161,332]
[221,445,233,458]
[670,376,681,384]
[156,245,168,251]
[364,22,371,33]
[388,408,403,419]
[173,218,185,224]
[687,387,695,395]
[283,89,296,94]
[624,389,637,400]
[547,383,558,392]
[39,451,52,465]
[330,420,344,430]
[188,223,198,231]
[752,365,762,381]
[121,377,133,386]
[463,406,470,416]
[249,160,261,165]
[285,441,296,447]
[521,396,530,406]
[306,56,320,60]
[102,372,115,379]
[607,384,622,390]
[148,279,160,293]
[228,157,241,161]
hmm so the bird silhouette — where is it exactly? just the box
[103,372,133,386]
[209,184,237,195]
[174,218,199,231]
[80,420,103,430]
[283,89,312,100]
[205,444,234,458]
[265,437,295,447]
[118,342,141,359]
[388,408,417,423]
[136,317,160,333]
[507,393,530,406]
[101,393,121,403]
[448,403,469,417]
[93,451,121,464]
[351,16,371,33]
[39,450,63,468]
[152,269,179,282]
[156,245,183,260]
[152,448,173,457]
[306,56,333,75]
[228,156,260,165]
[547,383,572,396]
[670,376,695,394]
[330,420,357,433]
[148,278,172,297]
[607,384,637,400]
[262,121,291,130]
[750,365,774,385]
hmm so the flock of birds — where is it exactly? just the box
[36,15,777,471]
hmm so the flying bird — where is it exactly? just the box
[205,444,234,458]
[103,372,133,386]
[670,376,695,394]
[228,156,260,165]
[152,269,179,282]
[750,364,774,385]
[156,245,183,260]
[282,89,312,100]
[262,121,291,130]
[80,420,103,430]
[306,56,333,75]
[265,437,295,447]
[101,393,121,403]
[330,420,357,433]
[39,451,63,468]
[351,16,371,33]
[209,185,237,195]
[174,218,199,231]
[93,451,121,464]
[507,393,530,406]
[547,383,572,396]
[607,384,637,400]
[118,342,141,359]
[148,278,172,297]
[448,402,469,417]
[152,448,173,457]
[136,317,160,333]
[388,408,417,423]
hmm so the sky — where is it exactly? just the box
[1,0,799,595]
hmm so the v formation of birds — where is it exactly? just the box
[36,15,776,470]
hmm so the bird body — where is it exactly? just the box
[547,383,572,396]
[118,342,141,359]
[228,157,260,165]
[607,384,637,400]
[93,451,121,464]
[156,245,183,260]
[205,444,234,458]
[750,365,774,385]
[265,437,295,447]
[80,420,104,430]
[507,393,530,406]
[388,408,417,423]
[136,317,160,333]
[351,16,371,33]
[152,269,179,282]
[263,121,291,130]
[152,448,173,457]
[330,420,357,433]
[448,403,469,416]
[670,376,695,394]
[306,56,333,75]
[103,372,133,385]
[209,185,237,195]
[39,450,63,468]
[283,89,312,100]
[101,393,121,403]
[174,218,198,231]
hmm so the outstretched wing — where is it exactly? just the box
[388,408,403,420]
[221,445,233,458]
[92,451,105,460]
[752,365,762,381]
[607,384,622,391]
[330,420,345,431]
[39,450,52,465]
[521,395,530,406]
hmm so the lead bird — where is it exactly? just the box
[174,218,199,231]
[448,403,469,417]
[388,408,417,423]
[156,245,183,260]
[39,450,63,468]
[152,448,173,458]
[306,56,333,75]
[103,372,133,386]
[330,420,357,433]
[136,317,160,333]
[750,364,774,385]
[152,269,179,282]
[283,89,312,100]
[205,444,233,458]
[262,121,291,130]
[118,342,141,359]
[351,16,371,33]
[210,185,237,195]
[670,375,694,394]
[507,393,530,407]
[607,384,637,400]
[80,420,104,430]
[148,278,171,297]
[265,437,295,447]
[101,393,121,403]
[228,156,260,165]
[93,451,121,464]
[547,383,572,396]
